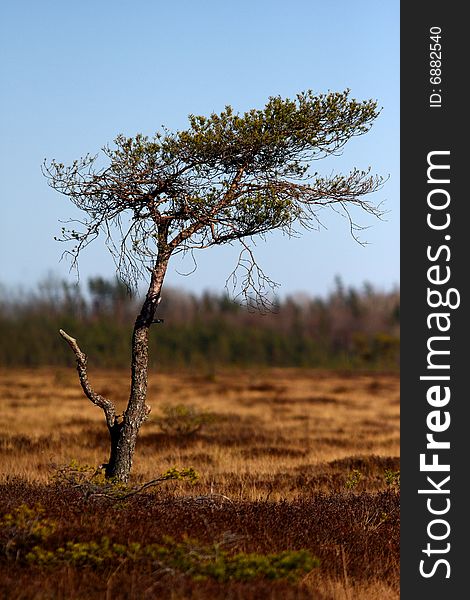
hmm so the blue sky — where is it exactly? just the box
[0,0,399,299]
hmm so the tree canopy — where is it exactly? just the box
[44,89,385,307]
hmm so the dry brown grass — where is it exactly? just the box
[0,367,399,494]
[0,367,399,599]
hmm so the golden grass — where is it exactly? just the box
[0,367,400,599]
[302,576,399,600]
[0,367,399,498]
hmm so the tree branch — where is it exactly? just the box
[168,166,246,250]
[59,329,117,429]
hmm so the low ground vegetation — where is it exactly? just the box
[0,368,399,598]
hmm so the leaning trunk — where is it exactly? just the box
[105,256,169,482]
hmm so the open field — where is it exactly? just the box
[0,367,399,599]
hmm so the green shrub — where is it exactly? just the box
[156,404,215,436]
[26,533,318,582]
[3,505,317,583]
[0,504,56,560]
[51,461,198,500]
[345,469,362,490]
[384,469,400,489]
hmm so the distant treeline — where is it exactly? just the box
[0,276,399,369]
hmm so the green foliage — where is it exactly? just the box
[159,466,199,485]
[27,536,124,567]
[384,469,400,490]
[0,280,400,370]
[25,531,318,582]
[52,461,198,500]
[3,499,318,582]
[52,460,127,491]
[0,501,317,582]
[146,536,318,582]
[0,504,56,560]
[352,332,400,364]
[156,404,215,436]
[345,469,362,490]
[170,91,379,176]
[43,90,384,294]
[0,482,399,597]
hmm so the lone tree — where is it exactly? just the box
[44,90,385,482]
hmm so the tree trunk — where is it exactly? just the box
[105,256,169,482]
[105,421,124,479]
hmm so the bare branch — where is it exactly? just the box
[168,166,246,249]
[225,240,280,312]
[59,329,117,428]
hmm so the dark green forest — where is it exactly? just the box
[0,277,399,370]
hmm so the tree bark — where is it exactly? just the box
[105,254,169,482]
[58,329,120,472]
[60,250,170,483]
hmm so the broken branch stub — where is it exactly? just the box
[59,329,117,428]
